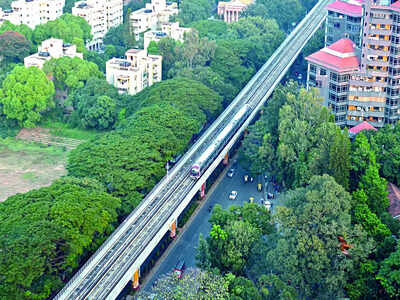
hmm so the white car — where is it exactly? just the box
[229,191,238,200]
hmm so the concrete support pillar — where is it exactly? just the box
[200,181,206,198]
[132,268,140,290]
[223,152,229,165]
[170,219,177,238]
[224,10,227,22]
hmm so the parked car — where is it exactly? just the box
[227,168,235,178]
[173,260,186,279]
[244,174,249,183]
[229,191,238,200]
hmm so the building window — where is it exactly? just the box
[310,64,316,73]
[320,68,327,76]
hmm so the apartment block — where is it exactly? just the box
[325,0,363,46]
[129,0,178,39]
[72,0,122,50]
[307,0,400,128]
[143,22,190,49]
[106,49,162,95]
[0,0,64,29]
[24,38,83,69]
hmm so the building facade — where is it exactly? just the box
[325,0,363,46]
[106,49,162,95]
[24,38,83,69]
[0,0,64,29]
[143,22,190,49]
[72,0,122,50]
[307,0,400,128]
[217,0,248,23]
[129,0,178,39]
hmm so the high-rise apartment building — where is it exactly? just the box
[325,0,363,46]
[0,0,64,29]
[106,49,162,95]
[72,0,122,50]
[307,0,400,128]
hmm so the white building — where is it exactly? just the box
[143,21,190,49]
[106,48,162,95]
[130,0,178,39]
[0,0,64,29]
[72,0,122,50]
[24,38,83,69]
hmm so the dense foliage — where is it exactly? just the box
[0,65,55,127]
[67,79,222,214]
[43,56,103,93]
[0,177,120,299]
[0,31,32,63]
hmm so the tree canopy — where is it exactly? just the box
[43,56,103,93]
[0,177,120,299]
[0,65,55,127]
[0,31,32,63]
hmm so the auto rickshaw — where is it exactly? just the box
[257,183,262,192]
[249,197,254,203]
[244,175,248,183]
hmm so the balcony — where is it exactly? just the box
[366,60,389,67]
[348,100,385,107]
[371,18,392,25]
[369,28,391,35]
[367,38,391,46]
[348,90,386,98]
[366,47,389,56]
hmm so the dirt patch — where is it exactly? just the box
[0,137,70,202]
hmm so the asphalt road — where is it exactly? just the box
[142,162,274,290]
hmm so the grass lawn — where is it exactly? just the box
[40,120,103,140]
[0,138,69,202]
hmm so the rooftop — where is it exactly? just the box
[306,38,360,72]
[326,0,363,17]
[348,121,377,134]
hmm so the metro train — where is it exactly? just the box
[190,104,251,179]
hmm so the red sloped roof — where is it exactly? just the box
[392,1,400,8]
[305,38,360,72]
[328,38,356,53]
[326,0,362,17]
[388,183,400,218]
[348,121,377,134]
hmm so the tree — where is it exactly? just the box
[350,133,376,191]
[377,245,400,298]
[43,56,103,94]
[328,127,351,190]
[157,37,178,79]
[369,122,400,186]
[0,20,33,42]
[147,40,160,55]
[359,162,389,216]
[352,189,391,242]
[0,31,32,63]
[137,268,230,299]
[67,77,124,129]
[264,175,374,299]
[175,0,213,25]
[126,78,223,126]
[0,177,120,299]
[191,20,228,39]
[32,14,92,51]
[225,274,262,300]
[103,19,136,58]
[200,203,272,275]
[0,65,55,127]
[243,0,304,32]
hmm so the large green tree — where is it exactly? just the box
[0,65,55,127]
[0,177,120,300]
[137,268,230,299]
[0,21,33,42]
[263,175,374,299]
[43,56,103,94]
[377,245,400,298]
[32,14,92,52]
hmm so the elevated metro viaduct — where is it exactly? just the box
[55,1,332,298]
